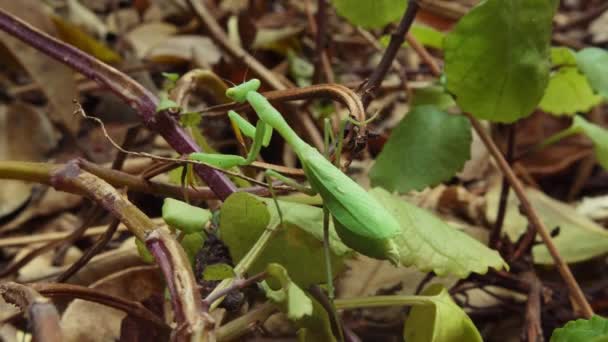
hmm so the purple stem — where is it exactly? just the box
[0,8,236,199]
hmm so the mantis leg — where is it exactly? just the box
[189,117,269,169]
[228,110,273,147]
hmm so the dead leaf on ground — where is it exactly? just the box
[125,22,178,59]
[589,10,608,44]
[0,0,80,134]
[61,266,163,342]
[0,187,82,234]
[146,35,222,67]
[0,103,59,220]
[14,245,82,282]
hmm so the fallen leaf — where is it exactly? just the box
[61,266,163,342]
[0,103,59,220]
[146,35,221,67]
[0,0,80,133]
[125,22,177,59]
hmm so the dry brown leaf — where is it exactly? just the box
[0,187,82,233]
[0,103,59,219]
[61,266,163,342]
[146,35,221,67]
[15,245,82,282]
[589,10,608,44]
[125,22,177,59]
[0,0,80,134]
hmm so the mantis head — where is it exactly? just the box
[226,79,261,103]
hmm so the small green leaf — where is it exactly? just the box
[162,72,180,83]
[156,96,180,112]
[444,0,557,122]
[576,48,608,99]
[181,232,206,263]
[162,198,212,233]
[372,188,507,277]
[370,106,471,193]
[551,316,608,342]
[404,284,482,342]
[411,86,456,110]
[220,193,350,288]
[539,67,602,116]
[261,263,313,321]
[551,47,577,67]
[331,0,408,28]
[179,112,202,127]
[569,116,608,169]
[202,263,235,281]
[288,50,314,87]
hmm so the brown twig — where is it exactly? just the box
[0,282,62,342]
[202,272,267,312]
[521,271,544,342]
[30,282,169,330]
[490,124,516,248]
[467,114,594,318]
[56,219,121,282]
[310,0,335,84]
[358,1,420,107]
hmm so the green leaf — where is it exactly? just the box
[576,48,608,99]
[331,0,407,28]
[444,0,557,122]
[411,24,445,50]
[162,198,212,233]
[181,232,206,264]
[568,116,608,169]
[551,316,608,342]
[539,67,602,116]
[372,188,507,277]
[162,72,180,83]
[179,112,202,127]
[486,183,608,264]
[156,96,180,112]
[288,50,314,87]
[202,263,235,281]
[261,263,313,321]
[219,193,350,288]
[379,24,445,50]
[551,47,577,67]
[404,284,482,342]
[411,86,456,110]
[370,106,471,193]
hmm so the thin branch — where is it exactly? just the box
[202,272,267,312]
[467,114,594,318]
[311,0,334,84]
[0,282,62,342]
[358,1,420,107]
[0,8,236,200]
[490,124,516,248]
[30,282,169,330]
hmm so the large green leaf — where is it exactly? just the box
[404,284,483,342]
[444,0,557,122]
[486,183,608,264]
[372,188,507,277]
[331,0,407,28]
[539,67,602,116]
[370,106,471,193]
[219,193,350,288]
[410,86,456,111]
[576,48,608,100]
[551,316,608,342]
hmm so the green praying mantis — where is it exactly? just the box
[190,79,401,266]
